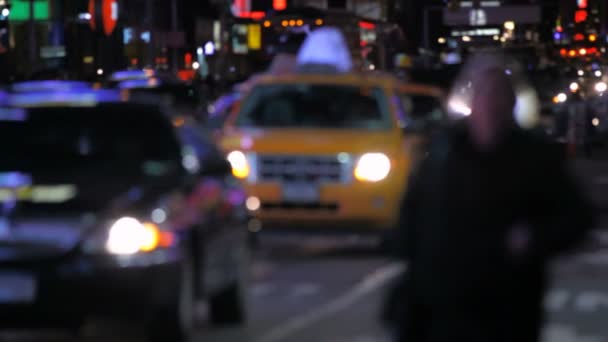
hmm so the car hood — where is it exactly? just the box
[220,128,403,155]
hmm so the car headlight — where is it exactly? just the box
[570,82,579,92]
[106,217,174,255]
[595,82,607,93]
[354,153,391,182]
[227,150,250,179]
[448,97,472,116]
[553,93,567,104]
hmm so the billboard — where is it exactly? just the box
[443,5,541,26]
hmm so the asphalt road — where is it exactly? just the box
[197,235,608,342]
[3,233,608,342]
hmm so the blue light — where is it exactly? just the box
[141,31,151,43]
[110,70,153,82]
[0,108,27,121]
[118,78,160,89]
[0,172,32,188]
[554,32,561,40]
[123,28,134,44]
[7,89,122,108]
[204,41,215,55]
[12,81,91,93]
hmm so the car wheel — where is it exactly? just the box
[209,245,248,325]
[147,252,197,342]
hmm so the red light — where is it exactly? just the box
[177,70,195,82]
[233,0,246,16]
[556,26,563,32]
[579,48,587,55]
[250,11,266,20]
[358,21,375,30]
[560,48,567,56]
[588,47,597,54]
[273,0,287,11]
[184,53,193,66]
[360,40,367,47]
[574,33,585,41]
[238,11,265,19]
[575,10,588,23]
[578,0,587,9]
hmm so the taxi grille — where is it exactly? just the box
[258,155,344,183]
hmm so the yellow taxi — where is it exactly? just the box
[219,72,444,234]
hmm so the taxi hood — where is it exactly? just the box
[221,128,402,155]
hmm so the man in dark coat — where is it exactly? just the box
[392,67,595,342]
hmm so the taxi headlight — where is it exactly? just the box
[106,217,173,255]
[227,150,250,179]
[354,153,391,182]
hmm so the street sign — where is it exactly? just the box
[469,9,487,26]
[8,0,49,21]
[89,0,119,36]
[248,24,261,50]
[102,0,118,36]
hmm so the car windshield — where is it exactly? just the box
[236,84,392,129]
[0,104,182,176]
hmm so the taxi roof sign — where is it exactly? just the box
[296,27,352,73]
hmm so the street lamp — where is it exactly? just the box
[504,21,515,31]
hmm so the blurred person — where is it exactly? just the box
[388,62,595,342]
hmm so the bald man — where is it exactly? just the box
[390,67,595,342]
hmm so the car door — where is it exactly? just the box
[177,125,248,296]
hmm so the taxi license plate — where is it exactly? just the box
[0,273,36,303]
[282,183,319,203]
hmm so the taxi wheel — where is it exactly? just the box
[148,252,198,342]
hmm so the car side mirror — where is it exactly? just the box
[200,158,232,177]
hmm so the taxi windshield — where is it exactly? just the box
[236,84,392,130]
[0,104,181,175]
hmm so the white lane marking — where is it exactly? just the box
[291,283,321,298]
[251,261,276,279]
[257,262,406,342]
[542,324,603,342]
[578,252,608,265]
[545,289,571,312]
[545,289,608,313]
[574,291,608,312]
[251,283,277,297]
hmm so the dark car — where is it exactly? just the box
[0,94,249,341]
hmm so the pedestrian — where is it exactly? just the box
[387,58,595,342]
